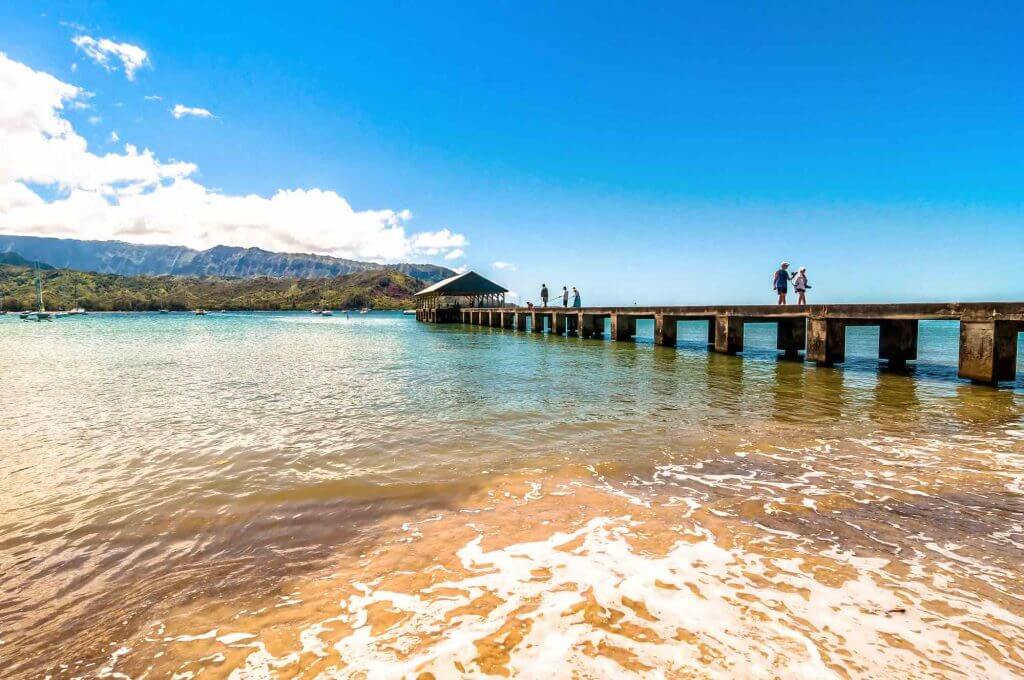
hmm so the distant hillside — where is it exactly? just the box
[0,235,454,283]
[0,251,54,269]
[0,263,423,311]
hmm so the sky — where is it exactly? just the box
[0,1,1021,305]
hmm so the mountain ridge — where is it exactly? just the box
[0,234,454,283]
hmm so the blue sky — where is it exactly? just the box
[1,1,1021,304]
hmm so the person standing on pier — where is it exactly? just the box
[772,262,792,305]
[540,284,549,307]
[561,286,570,307]
[793,267,810,305]
[572,287,581,308]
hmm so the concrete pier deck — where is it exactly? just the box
[445,303,1024,385]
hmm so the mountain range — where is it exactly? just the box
[0,235,454,283]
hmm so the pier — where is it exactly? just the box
[413,272,1024,385]
[450,303,1024,384]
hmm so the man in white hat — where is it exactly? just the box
[771,262,792,305]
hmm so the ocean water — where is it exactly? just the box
[1,311,1022,678]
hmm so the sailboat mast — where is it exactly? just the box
[35,263,44,313]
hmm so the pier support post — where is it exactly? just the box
[806,318,845,365]
[501,311,514,329]
[958,321,1019,383]
[713,316,744,354]
[566,313,579,337]
[776,318,806,360]
[879,320,918,367]
[551,312,565,336]
[482,311,493,327]
[654,314,678,346]
[530,312,545,334]
[707,319,716,346]
[580,314,603,339]
[610,314,636,341]
[516,312,527,331]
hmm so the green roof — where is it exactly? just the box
[414,271,508,296]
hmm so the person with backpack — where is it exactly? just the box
[772,262,792,305]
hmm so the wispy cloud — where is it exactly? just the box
[144,94,162,101]
[171,104,213,119]
[492,261,517,271]
[109,131,119,143]
[444,248,464,260]
[72,35,149,81]
[87,115,102,125]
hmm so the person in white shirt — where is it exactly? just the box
[793,267,810,305]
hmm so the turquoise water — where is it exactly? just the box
[1,312,1022,677]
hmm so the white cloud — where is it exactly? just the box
[409,228,467,256]
[172,104,213,119]
[109,131,119,143]
[87,115,101,125]
[0,53,467,263]
[70,62,78,72]
[444,248,464,260]
[72,35,149,81]
[144,94,162,101]
[492,261,517,271]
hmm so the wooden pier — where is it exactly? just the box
[437,303,1024,385]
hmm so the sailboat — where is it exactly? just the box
[20,264,53,321]
[67,284,87,315]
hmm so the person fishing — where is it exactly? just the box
[540,284,549,307]
[572,287,581,308]
[560,286,569,307]
[792,266,811,305]
[772,262,792,305]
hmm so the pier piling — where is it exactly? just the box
[957,320,1021,383]
[713,316,745,355]
[610,314,636,341]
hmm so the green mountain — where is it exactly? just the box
[0,263,424,311]
[0,251,54,268]
[0,234,454,283]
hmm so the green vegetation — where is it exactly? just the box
[0,264,423,311]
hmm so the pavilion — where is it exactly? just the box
[414,271,509,323]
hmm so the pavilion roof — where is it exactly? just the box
[415,271,508,297]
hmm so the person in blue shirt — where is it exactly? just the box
[772,262,792,305]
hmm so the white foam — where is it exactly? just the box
[214,515,1024,678]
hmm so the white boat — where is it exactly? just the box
[194,309,207,316]
[320,310,334,316]
[402,309,416,315]
[159,309,170,314]
[360,308,370,314]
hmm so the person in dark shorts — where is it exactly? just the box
[772,262,792,305]
[561,286,569,307]
[540,284,549,307]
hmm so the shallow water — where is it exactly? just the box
[1,312,1022,678]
